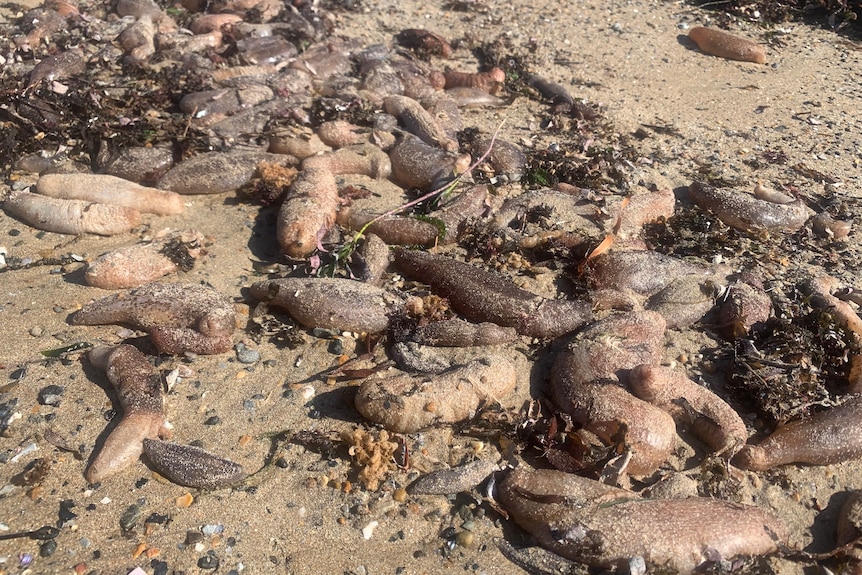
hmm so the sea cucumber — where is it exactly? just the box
[269,132,332,158]
[688,181,813,233]
[389,133,471,190]
[430,68,505,94]
[354,355,517,433]
[142,439,247,489]
[85,229,206,289]
[276,166,339,258]
[4,191,141,236]
[688,26,766,64]
[392,248,592,338]
[407,317,518,347]
[734,396,862,471]
[35,173,184,215]
[629,364,748,456]
[588,250,713,296]
[551,311,676,475]
[717,277,772,339]
[249,277,398,334]
[85,345,169,483]
[497,467,786,574]
[158,151,299,195]
[408,460,498,495]
[395,29,453,59]
[384,95,460,152]
[301,144,391,179]
[337,209,440,246]
[71,282,235,355]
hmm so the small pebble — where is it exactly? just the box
[202,524,224,536]
[235,342,260,364]
[455,530,474,547]
[119,503,141,531]
[185,531,204,545]
[29,326,44,337]
[361,520,378,540]
[204,415,221,425]
[37,385,65,407]
[198,554,219,569]
[393,487,407,502]
[40,539,58,557]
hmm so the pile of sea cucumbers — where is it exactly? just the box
[2,0,860,572]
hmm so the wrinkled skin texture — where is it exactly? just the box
[393,248,591,338]
[551,311,676,475]
[71,282,235,354]
[688,181,813,233]
[497,467,786,574]
[355,355,517,433]
[734,396,862,471]
[249,277,398,334]
[85,345,168,483]
[143,439,247,489]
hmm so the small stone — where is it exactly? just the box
[361,520,378,540]
[235,342,260,364]
[455,530,474,547]
[204,415,221,426]
[198,554,219,570]
[185,531,204,545]
[392,487,407,503]
[37,385,65,407]
[201,524,224,536]
[119,503,141,531]
[40,539,57,557]
[29,326,44,337]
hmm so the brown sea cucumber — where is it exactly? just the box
[688,26,766,64]
[249,277,398,334]
[497,467,786,574]
[629,364,748,456]
[142,439,247,489]
[392,248,592,338]
[688,181,813,233]
[355,355,517,433]
[389,133,471,190]
[734,396,862,471]
[4,191,141,236]
[71,282,235,355]
[85,345,169,483]
[337,210,440,247]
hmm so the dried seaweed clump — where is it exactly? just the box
[728,296,856,424]
[693,0,861,29]
[343,428,398,491]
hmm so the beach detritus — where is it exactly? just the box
[85,229,207,289]
[393,248,592,338]
[36,173,184,215]
[101,146,174,185]
[734,396,862,471]
[497,467,786,574]
[142,439,246,489]
[836,491,862,571]
[4,191,141,236]
[277,166,339,258]
[551,311,675,475]
[355,355,517,433]
[432,184,488,244]
[408,460,498,495]
[430,68,505,94]
[354,233,391,286]
[718,278,772,339]
[445,87,506,108]
[688,181,813,233]
[629,364,748,456]
[395,29,453,58]
[248,277,397,334]
[811,213,852,239]
[687,26,766,64]
[343,428,398,491]
[85,345,168,483]
[71,283,236,355]
[28,48,86,87]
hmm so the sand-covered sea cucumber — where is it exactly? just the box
[497,467,786,574]
[71,282,235,355]
[734,396,862,471]
[688,181,813,233]
[249,277,398,334]
[355,355,517,432]
[277,166,339,258]
[142,439,247,489]
[629,364,748,456]
[688,26,766,64]
[4,191,141,236]
[85,345,168,483]
[393,248,592,338]
[36,173,184,215]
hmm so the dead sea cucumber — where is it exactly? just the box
[629,364,748,456]
[497,467,786,574]
[277,166,339,258]
[407,317,518,347]
[688,181,813,233]
[35,173,184,215]
[384,95,459,153]
[734,396,862,471]
[337,209,440,246]
[408,460,498,495]
[551,311,676,475]
[85,345,168,483]
[301,144,391,179]
[85,229,207,289]
[354,355,517,433]
[142,439,247,489]
[249,277,398,334]
[4,191,141,236]
[71,282,235,355]
[392,248,592,338]
[389,133,471,190]
[688,26,766,64]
